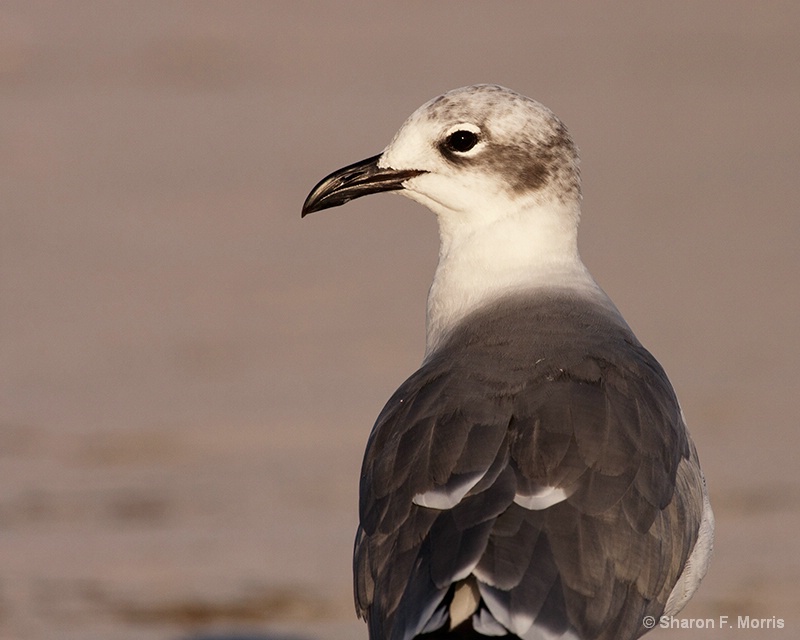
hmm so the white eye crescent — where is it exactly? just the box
[442,123,483,155]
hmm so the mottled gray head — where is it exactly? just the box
[303,85,591,356]
[303,85,581,222]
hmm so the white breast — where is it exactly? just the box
[664,474,715,616]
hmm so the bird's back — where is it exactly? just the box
[355,290,707,640]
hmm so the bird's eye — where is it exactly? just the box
[445,130,479,153]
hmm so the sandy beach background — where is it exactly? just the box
[2,3,799,639]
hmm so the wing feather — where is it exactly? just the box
[354,294,706,640]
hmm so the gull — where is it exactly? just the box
[301,85,713,640]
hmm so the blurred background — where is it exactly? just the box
[1,3,799,640]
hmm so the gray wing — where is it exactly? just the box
[354,295,705,640]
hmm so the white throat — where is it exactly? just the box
[424,199,602,357]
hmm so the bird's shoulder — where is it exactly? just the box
[360,291,689,531]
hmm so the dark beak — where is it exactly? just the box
[301,154,427,217]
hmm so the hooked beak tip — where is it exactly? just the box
[301,155,426,217]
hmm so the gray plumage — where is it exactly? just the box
[354,291,703,640]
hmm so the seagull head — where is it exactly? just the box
[302,84,581,229]
[303,85,595,356]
